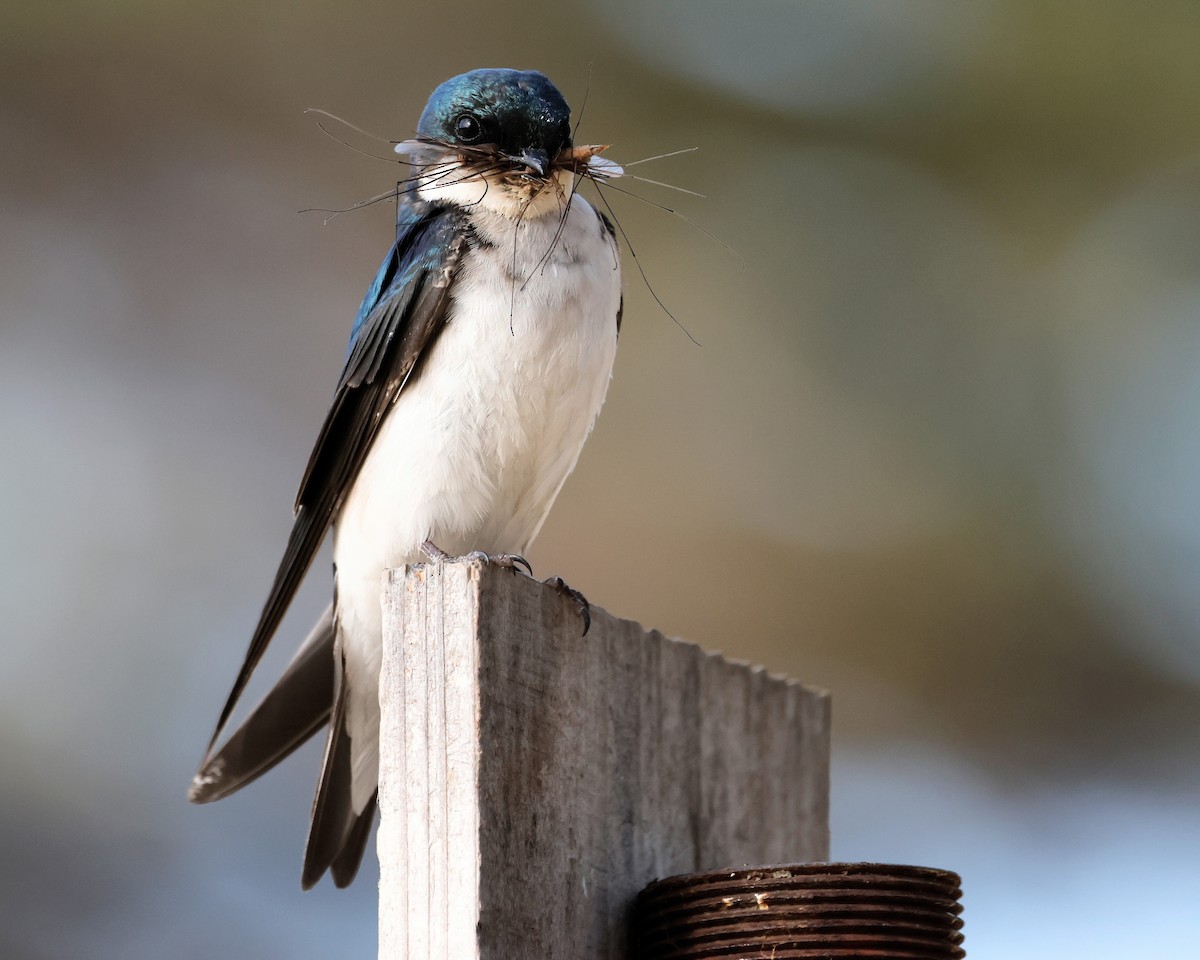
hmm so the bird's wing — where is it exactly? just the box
[189,604,335,803]
[200,199,469,761]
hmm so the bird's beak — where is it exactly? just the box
[516,149,550,178]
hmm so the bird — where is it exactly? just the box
[189,68,624,889]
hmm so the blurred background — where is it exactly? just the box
[3,1,1199,956]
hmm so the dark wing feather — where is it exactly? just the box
[201,200,468,761]
[189,604,335,803]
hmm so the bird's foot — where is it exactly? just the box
[420,540,533,576]
[544,576,591,636]
[419,541,587,632]
[463,550,533,576]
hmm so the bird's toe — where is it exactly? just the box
[544,575,590,635]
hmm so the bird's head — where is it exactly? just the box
[397,69,618,220]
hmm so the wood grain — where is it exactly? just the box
[378,559,830,960]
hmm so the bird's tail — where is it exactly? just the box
[301,635,377,889]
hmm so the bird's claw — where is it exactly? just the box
[463,550,533,577]
[544,576,590,636]
[420,540,532,576]
[420,541,584,632]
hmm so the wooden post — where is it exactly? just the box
[377,560,830,960]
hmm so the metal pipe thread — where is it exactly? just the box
[634,862,965,959]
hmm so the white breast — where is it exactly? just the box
[333,194,620,809]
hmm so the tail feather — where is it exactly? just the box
[301,639,375,890]
[330,791,378,888]
[190,605,336,804]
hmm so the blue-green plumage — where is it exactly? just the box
[417,68,572,176]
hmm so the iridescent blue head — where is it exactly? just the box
[416,68,572,179]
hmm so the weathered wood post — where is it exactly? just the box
[377,559,830,960]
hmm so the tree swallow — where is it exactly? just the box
[190,68,624,889]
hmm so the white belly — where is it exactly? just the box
[332,196,620,808]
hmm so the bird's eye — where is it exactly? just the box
[454,113,483,143]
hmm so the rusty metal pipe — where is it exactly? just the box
[634,863,966,959]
